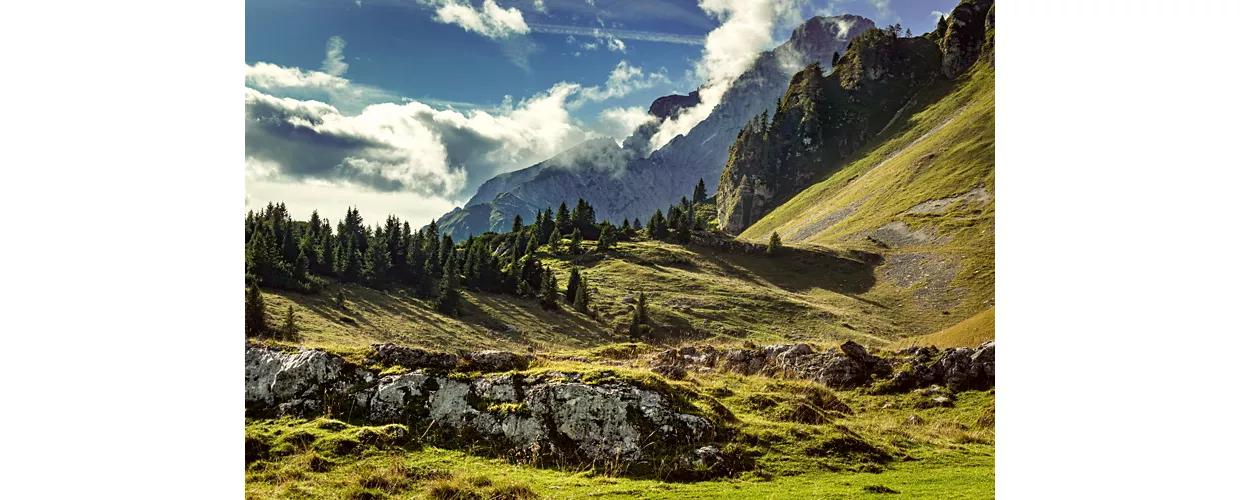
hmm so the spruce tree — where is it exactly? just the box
[362,238,392,287]
[598,224,616,252]
[525,233,539,257]
[573,274,590,312]
[540,268,558,309]
[436,251,462,316]
[539,207,555,244]
[569,228,582,254]
[628,291,649,338]
[566,267,581,304]
[511,214,524,233]
[245,277,268,338]
[555,202,572,235]
[319,232,335,276]
[693,178,708,204]
[548,227,562,255]
[279,305,299,342]
[675,210,691,244]
[767,231,782,256]
[632,217,642,231]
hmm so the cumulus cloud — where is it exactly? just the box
[424,0,530,39]
[246,62,604,203]
[245,62,396,115]
[576,61,669,103]
[930,10,949,22]
[533,0,546,14]
[647,0,806,152]
[597,106,656,145]
[321,36,349,76]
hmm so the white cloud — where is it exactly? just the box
[244,62,396,115]
[577,60,669,103]
[424,0,530,39]
[872,0,892,20]
[930,10,949,22]
[597,106,655,145]
[245,62,602,211]
[321,36,349,76]
[533,0,547,14]
[647,0,806,152]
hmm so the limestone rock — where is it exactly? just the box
[370,343,458,370]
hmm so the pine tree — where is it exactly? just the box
[767,231,782,256]
[436,251,462,316]
[648,210,668,240]
[362,237,392,286]
[525,233,539,257]
[279,305,299,342]
[555,202,572,235]
[548,227,562,255]
[511,214,524,234]
[319,232,335,276]
[675,210,691,244]
[632,217,642,231]
[245,277,268,338]
[569,228,582,254]
[598,223,616,252]
[540,268,558,309]
[693,178,708,204]
[335,289,347,309]
[566,267,581,304]
[573,274,590,312]
[628,291,649,338]
[539,207,555,244]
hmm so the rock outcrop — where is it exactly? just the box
[939,0,995,78]
[245,343,715,463]
[649,340,994,392]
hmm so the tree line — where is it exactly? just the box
[245,178,716,332]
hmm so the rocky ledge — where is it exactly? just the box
[649,340,995,392]
[245,342,715,464]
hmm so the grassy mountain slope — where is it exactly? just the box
[891,306,995,350]
[739,63,994,336]
[257,237,921,356]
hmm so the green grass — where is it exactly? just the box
[739,64,995,335]
[257,236,933,355]
[890,307,995,350]
[246,365,995,499]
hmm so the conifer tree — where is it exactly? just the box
[598,223,616,252]
[832,51,841,66]
[438,234,454,270]
[693,178,708,204]
[549,227,562,255]
[540,268,558,309]
[362,236,392,286]
[319,232,336,276]
[555,202,572,235]
[539,207,555,244]
[436,251,462,316]
[632,217,642,231]
[767,231,783,256]
[279,305,299,342]
[628,291,649,338]
[565,267,581,304]
[525,233,539,257]
[675,210,691,244]
[511,214,524,233]
[573,274,590,312]
[569,228,582,254]
[245,277,268,338]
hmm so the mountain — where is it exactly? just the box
[717,0,994,235]
[435,14,875,239]
[736,0,995,324]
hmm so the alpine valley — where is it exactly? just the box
[244,0,997,498]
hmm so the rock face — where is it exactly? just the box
[717,27,943,234]
[649,340,995,392]
[939,0,995,78]
[433,15,874,240]
[245,343,714,463]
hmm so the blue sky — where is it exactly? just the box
[244,0,961,227]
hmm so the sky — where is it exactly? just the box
[244,0,961,228]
